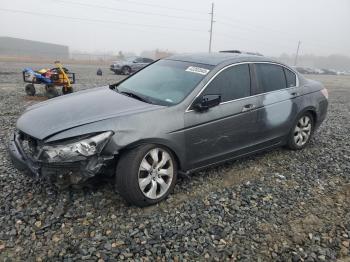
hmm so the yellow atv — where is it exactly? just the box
[23,61,75,99]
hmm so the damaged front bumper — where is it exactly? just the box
[8,131,114,188]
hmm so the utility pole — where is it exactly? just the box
[208,3,214,53]
[294,41,301,66]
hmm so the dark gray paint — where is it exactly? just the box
[10,53,328,181]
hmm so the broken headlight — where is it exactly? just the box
[40,131,113,163]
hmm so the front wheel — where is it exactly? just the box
[116,144,177,207]
[45,85,59,99]
[25,84,36,96]
[287,112,314,150]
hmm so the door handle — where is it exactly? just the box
[242,104,256,112]
[291,92,299,97]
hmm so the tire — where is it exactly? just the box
[62,86,73,95]
[45,85,59,99]
[116,144,177,207]
[287,112,314,150]
[25,84,35,96]
[121,66,131,75]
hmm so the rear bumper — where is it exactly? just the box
[315,99,328,129]
[8,131,114,188]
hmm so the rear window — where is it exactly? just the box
[284,68,297,87]
[143,58,154,63]
[255,63,286,93]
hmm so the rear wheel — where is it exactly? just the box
[287,112,314,150]
[45,85,59,99]
[62,86,73,95]
[121,66,131,75]
[116,144,177,207]
[25,84,36,96]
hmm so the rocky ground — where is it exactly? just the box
[0,62,349,261]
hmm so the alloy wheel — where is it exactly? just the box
[293,115,312,146]
[123,67,130,75]
[138,148,174,200]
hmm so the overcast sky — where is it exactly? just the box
[0,0,349,56]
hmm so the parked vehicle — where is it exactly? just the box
[294,66,316,75]
[321,68,337,75]
[110,57,154,75]
[9,52,328,206]
[22,61,75,98]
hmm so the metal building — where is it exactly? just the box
[0,37,69,59]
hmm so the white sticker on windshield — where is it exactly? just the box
[185,66,210,75]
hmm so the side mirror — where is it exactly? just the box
[193,94,221,112]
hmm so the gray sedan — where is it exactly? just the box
[9,53,328,206]
[110,57,154,75]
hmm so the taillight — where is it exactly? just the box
[321,88,328,99]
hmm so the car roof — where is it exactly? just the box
[165,52,279,66]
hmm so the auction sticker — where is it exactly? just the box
[185,66,210,75]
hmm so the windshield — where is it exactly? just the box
[116,60,213,106]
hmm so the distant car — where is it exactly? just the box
[294,67,310,74]
[295,67,317,75]
[321,69,337,75]
[110,57,154,75]
[9,52,328,206]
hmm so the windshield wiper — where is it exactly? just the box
[120,91,152,104]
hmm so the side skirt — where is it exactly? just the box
[178,140,284,176]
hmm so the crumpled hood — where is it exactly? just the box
[17,86,162,140]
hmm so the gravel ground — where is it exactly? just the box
[0,62,349,261]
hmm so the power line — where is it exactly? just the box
[217,19,340,51]
[109,0,207,15]
[0,8,206,33]
[215,31,295,51]
[55,0,208,22]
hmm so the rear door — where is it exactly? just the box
[184,63,261,169]
[252,63,300,144]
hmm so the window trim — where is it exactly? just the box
[199,63,251,105]
[283,67,297,88]
[254,63,296,94]
[186,61,299,113]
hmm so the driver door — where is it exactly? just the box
[183,63,259,170]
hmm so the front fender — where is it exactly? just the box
[117,138,186,171]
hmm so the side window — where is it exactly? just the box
[284,68,297,87]
[255,63,286,93]
[143,58,153,63]
[202,64,251,102]
[134,58,143,63]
